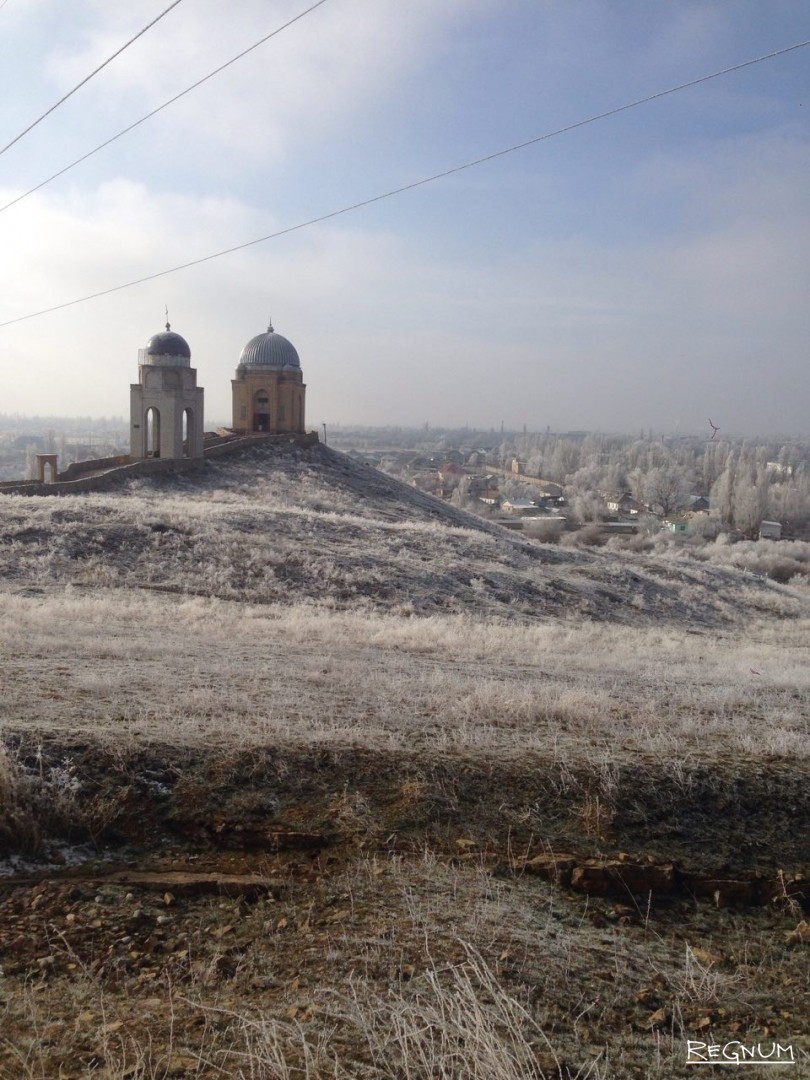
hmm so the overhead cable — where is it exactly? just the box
[0,0,330,213]
[0,0,184,158]
[1,36,808,329]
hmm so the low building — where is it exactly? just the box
[606,492,644,515]
[759,520,782,540]
[502,498,539,516]
[600,521,638,535]
[686,495,711,512]
[538,480,564,500]
[664,519,689,533]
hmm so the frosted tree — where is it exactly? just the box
[643,464,689,517]
[733,465,769,538]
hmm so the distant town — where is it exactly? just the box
[2,415,808,547]
[325,424,810,546]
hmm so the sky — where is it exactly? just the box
[0,0,808,436]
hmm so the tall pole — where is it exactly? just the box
[322,422,327,446]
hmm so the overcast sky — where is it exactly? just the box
[0,0,808,435]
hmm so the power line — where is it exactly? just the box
[2,36,808,330]
[0,0,331,215]
[0,0,184,158]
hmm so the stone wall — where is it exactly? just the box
[0,432,319,497]
[58,455,133,480]
[203,431,319,458]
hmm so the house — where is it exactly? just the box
[766,461,793,479]
[606,492,644,516]
[600,521,638,535]
[440,450,465,465]
[501,498,539,516]
[466,474,499,497]
[537,480,563,500]
[685,495,711,512]
[406,455,434,472]
[759,520,782,540]
[664,519,689,533]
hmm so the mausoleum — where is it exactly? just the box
[231,321,306,435]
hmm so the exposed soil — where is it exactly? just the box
[3,737,810,880]
[0,738,808,1076]
[1,837,808,1078]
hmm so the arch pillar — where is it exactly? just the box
[35,454,59,483]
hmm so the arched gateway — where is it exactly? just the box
[130,323,204,459]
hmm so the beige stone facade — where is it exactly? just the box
[231,322,306,435]
[130,325,204,460]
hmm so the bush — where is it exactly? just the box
[523,518,564,544]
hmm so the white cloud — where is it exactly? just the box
[0,2,807,435]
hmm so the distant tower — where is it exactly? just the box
[231,320,306,435]
[130,322,204,459]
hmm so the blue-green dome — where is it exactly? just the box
[238,321,300,369]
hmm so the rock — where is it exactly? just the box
[109,871,287,900]
[571,859,675,897]
[518,853,576,884]
[571,865,611,895]
[685,877,756,906]
[605,860,675,894]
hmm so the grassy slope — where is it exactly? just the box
[1,439,808,866]
[0,441,808,1078]
[0,440,801,623]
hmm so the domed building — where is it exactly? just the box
[129,322,205,459]
[231,320,306,435]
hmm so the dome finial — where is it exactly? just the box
[165,304,170,332]
[267,317,274,333]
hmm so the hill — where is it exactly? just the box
[0,440,808,1078]
[0,439,800,625]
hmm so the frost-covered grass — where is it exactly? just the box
[1,443,808,767]
[1,440,807,628]
[0,590,807,765]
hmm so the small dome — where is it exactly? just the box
[146,323,191,360]
[238,321,300,369]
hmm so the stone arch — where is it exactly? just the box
[253,388,270,433]
[182,407,193,457]
[35,454,59,484]
[145,406,161,457]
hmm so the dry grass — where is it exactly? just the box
[1,441,806,627]
[0,442,808,1078]
[0,590,806,767]
[0,851,807,1079]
